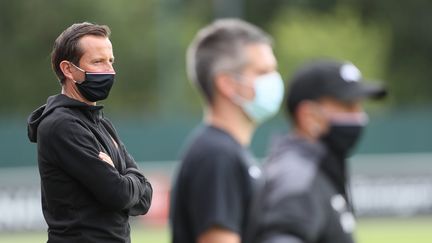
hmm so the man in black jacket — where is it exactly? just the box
[27,22,152,243]
[248,59,386,243]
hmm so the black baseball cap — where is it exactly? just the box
[286,59,387,115]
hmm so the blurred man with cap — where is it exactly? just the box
[247,59,386,243]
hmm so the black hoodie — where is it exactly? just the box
[27,94,152,243]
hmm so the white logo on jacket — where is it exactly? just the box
[330,194,356,233]
[248,165,262,179]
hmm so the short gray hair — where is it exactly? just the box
[186,18,272,103]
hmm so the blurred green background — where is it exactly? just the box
[1,0,432,115]
[1,0,431,166]
[0,0,431,242]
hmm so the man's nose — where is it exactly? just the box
[105,62,115,72]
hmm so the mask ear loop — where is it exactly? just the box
[226,72,253,106]
[69,62,85,73]
[69,62,85,84]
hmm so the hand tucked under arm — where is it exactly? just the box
[43,118,150,211]
[99,152,114,167]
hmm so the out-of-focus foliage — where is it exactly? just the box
[0,0,431,116]
[270,6,390,86]
[0,0,205,116]
[355,0,432,105]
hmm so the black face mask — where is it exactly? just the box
[320,124,364,157]
[72,63,115,102]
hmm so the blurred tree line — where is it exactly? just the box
[0,0,431,117]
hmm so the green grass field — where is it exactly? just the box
[1,218,431,243]
[356,217,432,243]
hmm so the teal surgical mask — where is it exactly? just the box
[236,72,285,123]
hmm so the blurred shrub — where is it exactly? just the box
[270,6,390,87]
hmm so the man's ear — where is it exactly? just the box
[59,60,74,81]
[214,73,237,100]
[296,101,326,139]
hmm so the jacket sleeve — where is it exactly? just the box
[100,118,153,215]
[260,234,303,243]
[41,117,149,211]
[255,155,326,243]
[120,143,153,216]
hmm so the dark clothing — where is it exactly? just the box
[27,94,152,243]
[249,135,355,243]
[170,125,260,243]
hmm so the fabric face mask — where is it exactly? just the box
[71,63,116,102]
[236,72,285,124]
[320,112,368,157]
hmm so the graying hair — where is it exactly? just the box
[186,18,272,103]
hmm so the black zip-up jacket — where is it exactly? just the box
[27,94,152,243]
[247,135,355,243]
